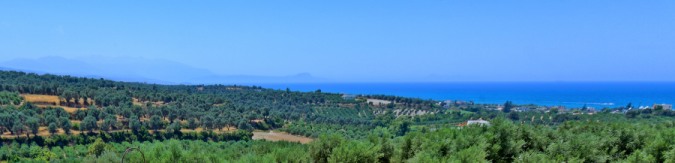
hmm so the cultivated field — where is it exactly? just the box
[21,94,89,113]
[252,131,313,144]
[21,94,61,105]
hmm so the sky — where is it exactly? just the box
[1,1,675,82]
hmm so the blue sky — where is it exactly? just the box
[1,1,674,82]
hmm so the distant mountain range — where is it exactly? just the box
[0,56,325,84]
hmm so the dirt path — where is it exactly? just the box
[252,131,313,144]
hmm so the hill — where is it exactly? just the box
[0,70,442,139]
[3,70,675,162]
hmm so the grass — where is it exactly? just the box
[35,104,86,113]
[21,94,91,113]
[21,94,61,105]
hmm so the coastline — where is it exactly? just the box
[257,82,675,109]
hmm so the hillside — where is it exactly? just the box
[0,70,444,139]
[2,70,675,162]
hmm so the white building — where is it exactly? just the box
[653,104,673,110]
[466,119,490,126]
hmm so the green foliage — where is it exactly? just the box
[149,115,163,131]
[664,148,675,163]
[48,123,58,135]
[5,70,675,162]
[81,116,97,133]
[328,140,380,163]
[129,116,142,133]
[26,117,40,137]
[5,120,675,162]
[88,138,110,156]
[514,151,551,163]
[187,118,198,130]
[486,118,526,162]
[167,121,181,135]
[394,120,411,136]
[60,117,72,135]
[503,101,514,113]
[623,150,656,163]
[310,134,344,163]
[0,91,22,105]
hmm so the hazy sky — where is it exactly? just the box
[1,1,674,82]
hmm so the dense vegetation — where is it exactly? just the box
[0,71,374,137]
[6,118,675,162]
[2,70,675,162]
[0,91,21,105]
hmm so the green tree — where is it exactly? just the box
[581,104,589,111]
[624,150,656,163]
[328,141,379,163]
[378,134,394,163]
[129,116,142,133]
[26,117,40,137]
[201,115,214,130]
[503,101,514,113]
[12,121,25,137]
[310,134,344,163]
[150,115,163,132]
[458,145,489,162]
[395,120,411,136]
[82,116,97,133]
[514,151,549,163]
[237,120,253,131]
[664,148,675,163]
[61,117,72,135]
[48,122,58,135]
[167,140,183,162]
[45,114,58,126]
[188,118,198,130]
[101,117,116,132]
[486,118,525,162]
[508,112,520,120]
[401,133,418,160]
[167,121,182,135]
[88,138,110,156]
[168,112,178,123]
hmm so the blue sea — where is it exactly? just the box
[258,82,675,109]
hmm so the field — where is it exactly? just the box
[21,94,89,113]
[252,131,313,144]
[21,94,61,105]
[36,105,85,113]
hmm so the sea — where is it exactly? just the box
[257,82,675,109]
